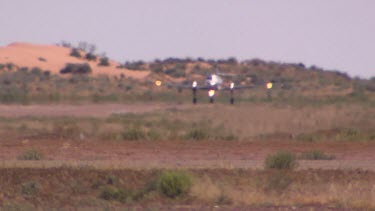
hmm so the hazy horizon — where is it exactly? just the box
[1,0,374,78]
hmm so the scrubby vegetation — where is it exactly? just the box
[17,149,43,160]
[295,128,375,142]
[118,61,146,70]
[98,56,110,66]
[264,172,293,193]
[60,63,92,74]
[0,52,374,104]
[0,65,146,104]
[0,168,374,210]
[156,171,192,198]
[21,181,42,195]
[85,52,97,61]
[265,151,297,170]
[298,150,335,160]
[0,48,374,210]
[0,102,372,143]
[70,48,81,58]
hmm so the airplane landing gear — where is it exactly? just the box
[230,97,234,104]
[192,87,197,104]
[230,89,234,105]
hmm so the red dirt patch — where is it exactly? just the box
[1,139,375,170]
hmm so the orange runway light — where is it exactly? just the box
[208,90,215,97]
[266,82,273,89]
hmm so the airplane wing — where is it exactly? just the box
[155,80,210,90]
[154,79,276,104]
[225,84,255,90]
[222,81,275,91]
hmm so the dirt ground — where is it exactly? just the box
[0,103,191,118]
[0,103,374,171]
[1,137,375,170]
[1,104,374,210]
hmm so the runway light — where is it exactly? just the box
[230,82,235,89]
[208,90,215,97]
[192,81,197,88]
[266,82,273,89]
[155,80,162,86]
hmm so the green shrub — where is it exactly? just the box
[60,63,92,74]
[298,150,335,160]
[99,57,110,66]
[18,149,43,160]
[100,186,121,200]
[122,61,146,70]
[70,181,88,194]
[185,128,210,141]
[106,175,119,185]
[265,151,297,170]
[157,171,192,198]
[165,67,186,78]
[70,48,81,58]
[21,181,41,195]
[99,186,135,203]
[335,128,361,141]
[147,129,161,141]
[121,128,146,140]
[149,63,163,73]
[85,52,97,61]
[38,57,47,62]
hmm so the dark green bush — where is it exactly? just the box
[121,128,146,141]
[265,151,297,170]
[70,48,81,58]
[298,150,335,160]
[38,57,47,62]
[185,128,210,141]
[106,175,119,185]
[149,63,163,73]
[147,129,161,141]
[157,171,192,198]
[165,67,186,78]
[85,52,97,61]
[18,149,43,160]
[21,181,41,195]
[99,57,110,66]
[100,186,121,200]
[100,186,137,203]
[122,61,146,70]
[60,63,92,74]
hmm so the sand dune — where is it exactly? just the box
[0,42,150,79]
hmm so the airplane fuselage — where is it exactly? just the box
[205,74,223,90]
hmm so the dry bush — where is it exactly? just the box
[298,150,335,160]
[0,168,374,209]
[21,181,41,195]
[18,149,43,160]
[265,151,297,170]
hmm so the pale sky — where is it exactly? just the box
[1,0,374,78]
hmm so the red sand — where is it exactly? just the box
[0,42,150,79]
